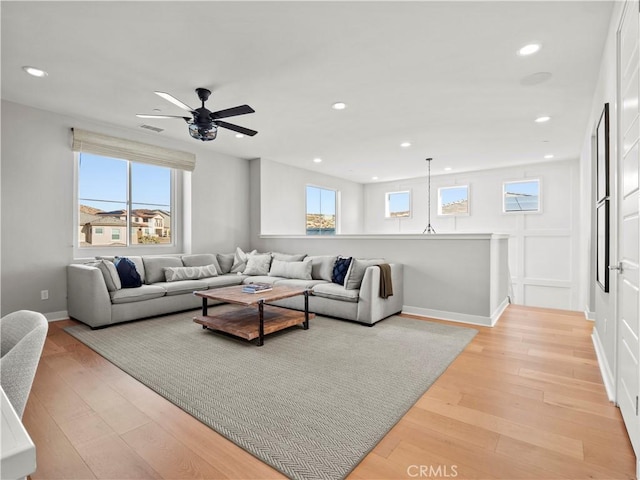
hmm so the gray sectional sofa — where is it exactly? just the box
[67,250,403,329]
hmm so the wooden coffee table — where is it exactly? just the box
[193,285,312,346]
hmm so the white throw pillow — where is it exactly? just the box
[243,254,273,276]
[344,258,385,290]
[230,247,258,273]
[163,264,218,282]
[268,259,312,280]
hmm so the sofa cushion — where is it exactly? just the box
[182,254,223,274]
[154,280,209,296]
[164,264,218,282]
[201,274,246,289]
[312,283,360,303]
[143,256,183,284]
[114,257,143,288]
[110,285,166,304]
[331,256,352,286]
[243,276,280,286]
[230,247,257,273]
[90,259,121,292]
[269,259,312,280]
[307,255,337,281]
[243,254,272,276]
[217,253,235,274]
[344,258,385,290]
[271,252,307,262]
[275,278,326,289]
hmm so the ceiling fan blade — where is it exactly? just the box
[210,104,255,120]
[154,91,194,112]
[215,121,258,136]
[136,114,191,120]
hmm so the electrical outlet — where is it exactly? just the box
[40,290,49,300]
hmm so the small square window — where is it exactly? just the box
[385,191,411,218]
[438,186,469,215]
[503,180,540,212]
[112,229,121,241]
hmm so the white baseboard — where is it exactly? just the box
[45,310,69,322]
[584,306,596,321]
[592,328,616,403]
[403,306,491,327]
[403,297,509,328]
[490,297,510,327]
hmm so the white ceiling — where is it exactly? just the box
[1,1,613,183]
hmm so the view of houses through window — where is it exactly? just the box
[438,185,469,215]
[306,185,336,235]
[503,179,540,212]
[78,153,172,247]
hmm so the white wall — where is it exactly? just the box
[580,2,623,395]
[252,234,510,326]
[0,100,251,318]
[363,160,581,310]
[259,158,364,234]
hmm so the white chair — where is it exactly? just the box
[0,311,48,418]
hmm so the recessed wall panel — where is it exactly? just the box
[524,236,571,281]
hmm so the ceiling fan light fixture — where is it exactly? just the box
[235,133,245,138]
[189,123,217,141]
[332,102,347,110]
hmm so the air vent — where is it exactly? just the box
[139,124,164,133]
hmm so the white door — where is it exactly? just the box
[617,0,640,457]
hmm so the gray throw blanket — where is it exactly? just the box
[378,264,393,299]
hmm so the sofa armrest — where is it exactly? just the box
[357,263,404,324]
[67,264,112,328]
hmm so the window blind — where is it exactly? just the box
[71,128,196,172]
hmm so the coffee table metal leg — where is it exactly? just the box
[201,297,208,316]
[304,290,309,330]
[258,300,264,346]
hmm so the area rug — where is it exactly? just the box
[65,310,477,480]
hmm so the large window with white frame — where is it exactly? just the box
[385,190,411,218]
[503,179,540,213]
[77,153,173,247]
[306,185,337,235]
[438,185,469,215]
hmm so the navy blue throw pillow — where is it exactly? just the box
[332,256,352,286]
[115,257,142,288]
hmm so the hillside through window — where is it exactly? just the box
[78,153,173,247]
[306,186,336,235]
[385,191,411,218]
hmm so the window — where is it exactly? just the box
[385,191,411,218]
[503,179,540,212]
[438,185,469,215]
[306,186,336,235]
[78,153,173,247]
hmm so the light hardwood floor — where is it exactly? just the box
[24,305,636,479]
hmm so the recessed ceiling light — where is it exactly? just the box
[22,66,48,77]
[235,133,244,138]
[518,44,541,56]
[400,142,411,148]
[332,102,347,110]
[372,176,379,180]
[444,167,452,171]
[535,116,551,123]
[544,154,554,159]
[313,158,322,163]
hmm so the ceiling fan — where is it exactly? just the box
[137,88,257,141]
